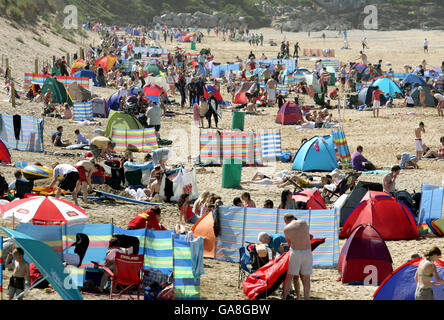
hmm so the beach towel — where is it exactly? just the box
[361,170,390,175]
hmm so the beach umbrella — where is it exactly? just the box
[0,196,88,226]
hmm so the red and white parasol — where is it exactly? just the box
[0,196,89,226]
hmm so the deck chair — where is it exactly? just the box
[238,246,251,289]
[14,180,34,199]
[103,252,144,300]
[323,172,360,203]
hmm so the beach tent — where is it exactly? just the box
[340,191,419,240]
[372,78,403,97]
[143,84,168,104]
[402,74,426,87]
[234,82,256,104]
[159,168,199,202]
[107,92,121,111]
[0,139,11,164]
[410,85,436,107]
[144,63,164,76]
[291,135,338,172]
[340,181,384,227]
[90,97,109,118]
[351,63,368,74]
[373,257,444,300]
[275,102,303,125]
[41,77,73,106]
[105,110,144,138]
[338,224,393,285]
[357,86,388,106]
[73,70,99,86]
[293,189,326,210]
[183,32,195,42]
[68,82,92,102]
[361,67,380,82]
[95,55,118,72]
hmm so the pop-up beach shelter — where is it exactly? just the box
[292,189,326,209]
[275,102,303,125]
[0,139,11,164]
[105,110,144,138]
[340,191,419,240]
[372,77,403,97]
[41,77,73,106]
[291,135,338,172]
[373,257,444,300]
[338,224,393,285]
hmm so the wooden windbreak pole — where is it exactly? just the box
[11,81,15,108]
[35,58,38,74]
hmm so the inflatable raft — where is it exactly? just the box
[23,165,53,181]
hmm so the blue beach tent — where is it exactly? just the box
[291,135,338,172]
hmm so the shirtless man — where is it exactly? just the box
[359,51,368,65]
[414,247,444,300]
[144,171,162,199]
[383,165,400,195]
[415,122,425,160]
[283,217,312,300]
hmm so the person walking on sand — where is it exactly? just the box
[361,37,369,51]
[432,90,444,117]
[282,216,312,300]
[414,247,444,300]
[415,122,425,160]
[424,38,429,53]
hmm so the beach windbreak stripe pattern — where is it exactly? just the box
[173,235,200,300]
[331,129,352,167]
[111,128,158,152]
[211,63,241,78]
[0,114,44,152]
[0,237,2,296]
[303,49,335,57]
[24,73,89,89]
[73,102,93,121]
[322,60,340,72]
[214,206,339,266]
[199,130,282,166]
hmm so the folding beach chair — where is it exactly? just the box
[238,246,251,288]
[103,253,144,300]
[323,172,360,203]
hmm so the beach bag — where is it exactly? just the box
[280,152,293,163]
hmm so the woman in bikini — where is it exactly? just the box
[414,246,444,300]
[279,189,296,210]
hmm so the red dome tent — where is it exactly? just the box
[340,191,419,240]
[292,189,326,210]
[275,102,303,125]
[0,139,11,164]
[338,224,393,285]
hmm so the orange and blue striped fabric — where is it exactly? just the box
[24,73,89,89]
[111,128,158,153]
[215,206,340,266]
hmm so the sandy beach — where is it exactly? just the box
[0,22,443,300]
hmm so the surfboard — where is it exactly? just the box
[92,189,162,206]
[23,165,53,180]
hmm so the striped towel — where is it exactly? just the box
[73,102,93,121]
[111,128,158,153]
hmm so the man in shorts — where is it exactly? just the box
[415,122,425,160]
[48,163,80,206]
[282,216,312,300]
[89,136,115,160]
[431,90,444,117]
[74,160,99,204]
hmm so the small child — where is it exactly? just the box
[6,247,30,300]
[241,192,256,208]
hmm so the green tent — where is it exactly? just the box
[105,110,144,137]
[51,67,61,76]
[41,77,73,106]
[144,63,163,76]
[305,74,322,94]
[411,85,436,107]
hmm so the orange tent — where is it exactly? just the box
[191,211,215,258]
[95,55,118,72]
